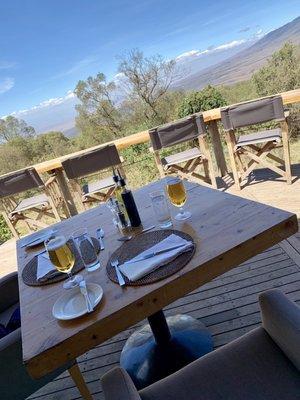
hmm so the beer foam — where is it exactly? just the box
[166,176,181,185]
[46,235,66,251]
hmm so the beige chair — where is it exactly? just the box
[221,96,292,190]
[0,168,63,239]
[101,289,300,400]
[62,144,125,211]
[149,115,217,188]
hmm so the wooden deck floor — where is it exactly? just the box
[27,243,300,400]
[1,166,300,399]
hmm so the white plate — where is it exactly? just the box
[52,283,103,321]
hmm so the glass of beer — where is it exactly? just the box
[166,177,191,220]
[45,235,82,289]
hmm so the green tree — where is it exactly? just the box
[31,131,71,161]
[252,42,300,96]
[178,85,227,118]
[118,49,177,124]
[0,116,35,143]
[75,73,123,137]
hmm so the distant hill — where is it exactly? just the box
[174,16,300,90]
[64,126,79,138]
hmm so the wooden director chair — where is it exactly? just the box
[148,114,217,187]
[0,168,63,239]
[221,96,292,190]
[62,144,125,211]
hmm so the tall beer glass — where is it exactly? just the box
[45,235,81,289]
[166,177,191,220]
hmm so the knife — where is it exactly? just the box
[123,243,190,264]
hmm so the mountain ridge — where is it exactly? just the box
[174,16,300,90]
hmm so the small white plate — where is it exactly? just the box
[52,283,103,320]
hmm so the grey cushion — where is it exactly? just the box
[0,168,44,198]
[82,176,115,198]
[162,147,203,167]
[102,367,142,400]
[149,115,206,150]
[259,289,300,371]
[10,193,49,216]
[235,128,282,149]
[140,328,300,400]
[0,272,19,313]
[221,96,285,131]
[62,144,121,179]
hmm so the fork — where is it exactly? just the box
[79,280,94,313]
[110,258,126,287]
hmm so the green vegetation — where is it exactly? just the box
[178,85,227,118]
[0,43,300,242]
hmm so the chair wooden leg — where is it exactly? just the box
[198,135,217,188]
[225,131,240,190]
[68,363,93,400]
[281,121,292,184]
[153,150,165,179]
[1,211,19,239]
[48,197,62,222]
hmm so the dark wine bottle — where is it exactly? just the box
[121,189,141,227]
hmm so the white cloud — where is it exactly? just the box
[52,57,97,80]
[2,90,76,118]
[0,77,15,94]
[175,39,248,62]
[0,61,16,70]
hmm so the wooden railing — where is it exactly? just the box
[34,88,300,175]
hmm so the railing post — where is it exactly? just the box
[207,120,228,177]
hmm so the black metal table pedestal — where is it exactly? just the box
[120,310,213,390]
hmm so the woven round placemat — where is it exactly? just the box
[106,229,195,286]
[22,237,100,287]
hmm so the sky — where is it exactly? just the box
[0,0,299,119]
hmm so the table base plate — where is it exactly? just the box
[120,314,213,390]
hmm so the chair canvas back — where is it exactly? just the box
[0,168,44,198]
[149,114,206,151]
[221,96,285,131]
[62,144,122,180]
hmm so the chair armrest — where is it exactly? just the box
[259,289,300,371]
[101,367,141,400]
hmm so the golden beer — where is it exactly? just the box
[166,177,187,207]
[46,236,75,274]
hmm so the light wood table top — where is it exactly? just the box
[17,179,298,378]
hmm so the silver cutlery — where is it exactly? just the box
[96,228,105,250]
[21,229,57,248]
[110,258,125,287]
[123,243,188,264]
[117,235,132,242]
[79,280,94,313]
[140,225,156,234]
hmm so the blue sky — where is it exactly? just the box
[0,0,299,117]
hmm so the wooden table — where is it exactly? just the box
[17,179,298,380]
